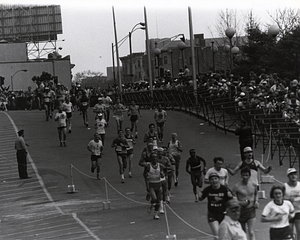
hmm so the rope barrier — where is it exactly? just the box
[70,163,214,238]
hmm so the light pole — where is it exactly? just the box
[225,27,236,72]
[11,69,27,91]
[153,43,161,79]
[178,41,187,71]
[129,22,145,83]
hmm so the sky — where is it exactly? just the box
[3,0,300,77]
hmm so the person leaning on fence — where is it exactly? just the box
[284,168,300,240]
[226,146,272,188]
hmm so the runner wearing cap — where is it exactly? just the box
[199,172,234,239]
[186,149,206,202]
[95,113,107,145]
[226,146,272,187]
[219,199,247,240]
[93,97,106,120]
[284,168,300,240]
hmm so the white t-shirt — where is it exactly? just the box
[55,112,67,127]
[87,140,103,156]
[205,167,229,186]
[95,119,107,134]
[262,200,294,228]
[284,181,300,213]
[62,102,73,113]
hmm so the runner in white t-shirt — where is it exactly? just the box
[205,157,229,186]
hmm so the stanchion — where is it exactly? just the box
[67,164,77,193]
[258,154,266,199]
[164,203,176,240]
[102,177,111,210]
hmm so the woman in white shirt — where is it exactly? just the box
[261,185,295,240]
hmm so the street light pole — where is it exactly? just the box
[129,22,145,83]
[11,69,27,91]
[225,27,236,72]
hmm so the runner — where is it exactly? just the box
[167,132,182,186]
[205,157,229,186]
[43,86,52,121]
[261,185,295,240]
[111,129,129,183]
[139,142,155,201]
[54,106,67,147]
[102,91,113,125]
[127,100,142,139]
[79,91,89,127]
[284,168,300,240]
[93,97,106,120]
[154,104,167,142]
[95,113,107,145]
[139,152,165,220]
[143,123,159,149]
[232,167,258,240]
[87,133,103,180]
[124,127,136,178]
[62,96,73,133]
[186,149,206,202]
[226,146,272,187]
[112,97,127,132]
[157,147,173,213]
[199,172,234,239]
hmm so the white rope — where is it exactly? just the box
[71,164,98,180]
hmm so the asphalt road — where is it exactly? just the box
[0,107,290,240]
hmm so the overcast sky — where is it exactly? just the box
[5,0,300,77]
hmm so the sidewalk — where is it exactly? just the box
[0,112,99,240]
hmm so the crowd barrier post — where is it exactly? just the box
[164,203,177,240]
[102,177,111,210]
[67,164,77,193]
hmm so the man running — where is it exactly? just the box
[232,167,258,240]
[167,132,182,186]
[111,129,129,183]
[124,127,136,178]
[143,123,159,149]
[55,106,67,147]
[127,101,142,139]
[95,113,107,145]
[112,97,127,132]
[205,157,229,186]
[62,96,73,133]
[154,104,167,142]
[93,97,106,120]
[87,133,103,180]
[186,149,206,202]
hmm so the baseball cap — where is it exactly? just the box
[287,168,297,176]
[243,147,253,153]
[226,199,240,209]
[98,97,103,101]
[97,113,103,117]
[157,147,164,152]
[209,173,220,179]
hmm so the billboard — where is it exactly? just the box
[0,5,62,42]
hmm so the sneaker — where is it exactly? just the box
[147,204,153,214]
[91,167,95,173]
[86,123,89,127]
[195,194,199,202]
[68,129,72,133]
[174,180,178,187]
[166,196,170,204]
[135,134,138,139]
[121,178,125,183]
[153,212,159,220]
[129,172,132,178]
[60,142,63,147]
[146,192,151,201]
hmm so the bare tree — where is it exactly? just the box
[267,8,300,38]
